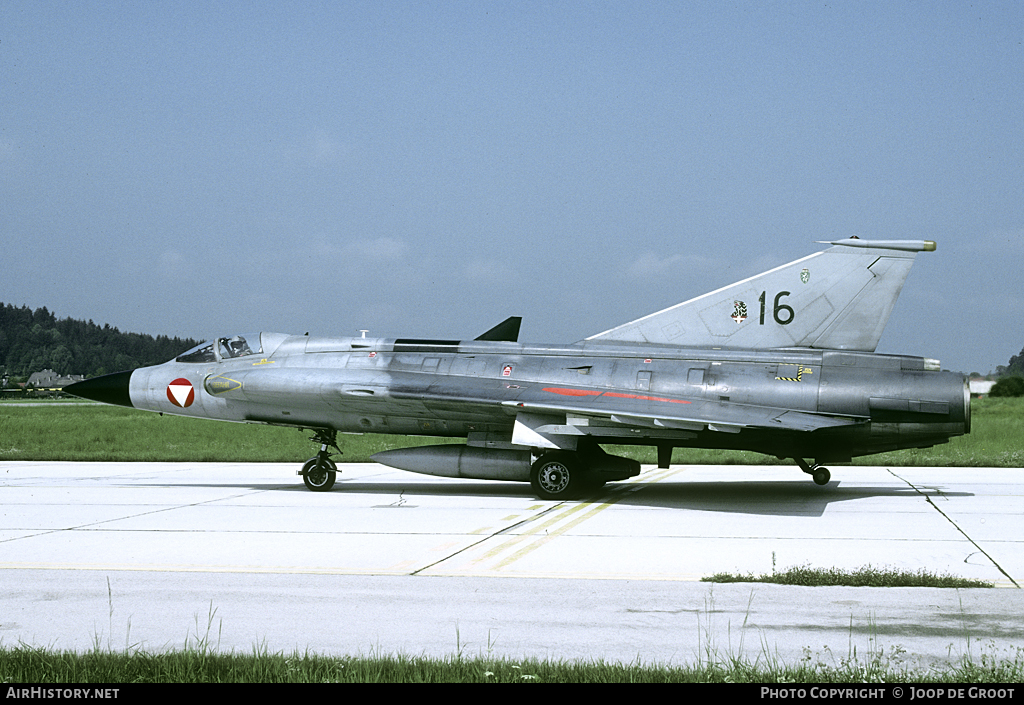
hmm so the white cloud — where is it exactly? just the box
[461,258,507,281]
[347,236,408,261]
[157,249,188,273]
[308,128,344,166]
[626,252,715,278]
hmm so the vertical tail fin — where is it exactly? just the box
[586,239,935,351]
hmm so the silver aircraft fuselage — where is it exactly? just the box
[67,238,970,498]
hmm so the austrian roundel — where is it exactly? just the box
[166,378,195,408]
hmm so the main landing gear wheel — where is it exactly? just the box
[530,452,583,500]
[302,457,337,492]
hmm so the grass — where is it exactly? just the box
[0,403,458,462]
[702,564,994,588]
[1,581,1019,682]
[848,396,1024,468]
[1,397,1022,465]
[2,637,1023,683]
[2,638,1023,683]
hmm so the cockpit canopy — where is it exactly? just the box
[175,333,288,363]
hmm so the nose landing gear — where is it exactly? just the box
[795,458,831,486]
[299,428,341,492]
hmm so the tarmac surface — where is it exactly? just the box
[1,461,1022,668]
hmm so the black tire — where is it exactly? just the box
[302,457,337,492]
[812,467,831,486]
[530,452,583,500]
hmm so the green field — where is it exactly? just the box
[1,397,1021,466]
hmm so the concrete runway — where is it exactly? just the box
[1,461,1022,668]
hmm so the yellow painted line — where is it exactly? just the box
[630,465,687,485]
[387,559,421,572]
[0,562,415,576]
[458,467,688,573]
[384,538,467,572]
[0,562,711,581]
[6,563,1020,587]
[470,502,591,565]
[386,467,689,576]
[413,503,589,575]
[492,501,615,570]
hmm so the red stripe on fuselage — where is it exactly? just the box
[542,387,691,405]
[542,387,602,397]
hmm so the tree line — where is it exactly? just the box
[0,303,200,380]
[992,346,1024,397]
[3,300,1023,396]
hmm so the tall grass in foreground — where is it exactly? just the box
[1,397,1021,466]
[2,643,1023,683]
[0,582,1016,684]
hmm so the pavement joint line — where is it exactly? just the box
[457,468,684,572]
[407,502,569,576]
[410,471,675,575]
[0,488,274,545]
[470,503,595,569]
[887,468,1021,589]
[487,469,688,570]
[491,501,617,570]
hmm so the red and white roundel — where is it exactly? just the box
[166,378,195,408]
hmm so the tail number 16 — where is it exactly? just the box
[759,291,794,325]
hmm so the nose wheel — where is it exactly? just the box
[300,428,340,492]
[301,456,337,491]
[796,458,831,486]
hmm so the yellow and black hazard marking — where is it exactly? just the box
[775,365,814,382]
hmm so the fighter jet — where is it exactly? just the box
[67,238,970,499]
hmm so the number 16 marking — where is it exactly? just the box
[758,291,795,325]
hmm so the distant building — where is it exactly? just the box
[27,369,84,389]
[969,379,995,397]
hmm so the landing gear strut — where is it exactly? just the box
[795,458,831,486]
[300,429,340,492]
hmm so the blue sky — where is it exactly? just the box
[2,1,1021,374]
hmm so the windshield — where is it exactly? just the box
[218,334,260,358]
[176,333,263,363]
[176,341,215,363]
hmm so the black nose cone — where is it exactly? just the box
[65,370,135,408]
